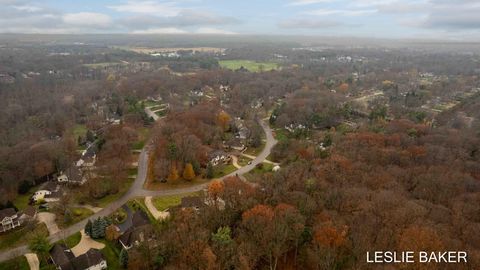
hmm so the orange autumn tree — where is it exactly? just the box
[167,164,179,182]
[397,225,444,270]
[183,163,195,181]
[217,111,231,131]
[314,222,349,249]
[207,180,225,206]
[338,83,349,92]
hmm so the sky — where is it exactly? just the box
[1,0,480,40]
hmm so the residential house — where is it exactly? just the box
[76,146,97,168]
[50,244,107,270]
[180,196,205,211]
[57,166,86,185]
[0,208,20,233]
[224,138,246,152]
[32,182,61,203]
[18,206,37,224]
[119,210,155,250]
[208,150,231,166]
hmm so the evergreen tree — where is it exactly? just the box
[191,159,201,175]
[206,162,214,179]
[91,218,102,239]
[85,220,93,236]
[119,248,129,268]
[98,218,107,238]
[212,226,233,246]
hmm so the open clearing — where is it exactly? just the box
[219,60,279,72]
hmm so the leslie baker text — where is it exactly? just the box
[367,251,467,264]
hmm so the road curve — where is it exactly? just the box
[0,120,277,263]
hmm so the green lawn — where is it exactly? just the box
[251,162,274,174]
[237,156,251,166]
[127,167,138,177]
[13,192,33,211]
[155,110,167,117]
[0,256,30,270]
[152,193,198,211]
[244,142,265,156]
[273,128,289,142]
[96,178,135,207]
[0,222,49,251]
[60,231,82,248]
[132,127,150,150]
[73,124,87,138]
[57,207,94,229]
[213,163,237,178]
[99,240,121,270]
[143,100,163,107]
[219,60,279,72]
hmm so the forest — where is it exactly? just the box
[0,36,479,270]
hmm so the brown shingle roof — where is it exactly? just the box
[0,208,16,220]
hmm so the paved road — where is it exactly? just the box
[0,120,277,263]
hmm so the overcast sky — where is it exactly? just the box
[1,0,480,40]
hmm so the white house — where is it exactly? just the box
[208,150,231,166]
[32,190,52,202]
[0,208,20,233]
[32,182,61,203]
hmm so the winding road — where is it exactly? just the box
[0,120,277,263]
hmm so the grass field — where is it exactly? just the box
[96,178,134,207]
[0,256,30,270]
[152,192,198,211]
[99,239,121,270]
[219,60,279,72]
[213,163,237,178]
[143,100,163,107]
[13,190,35,210]
[73,124,87,138]
[56,207,94,229]
[155,110,167,117]
[60,231,82,248]
[132,127,150,150]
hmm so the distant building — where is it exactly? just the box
[0,208,20,233]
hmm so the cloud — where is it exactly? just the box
[278,18,344,28]
[12,5,42,12]
[132,27,188,34]
[304,8,376,16]
[195,27,237,35]
[63,12,113,28]
[109,1,181,17]
[119,10,240,29]
[287,0,334,6]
